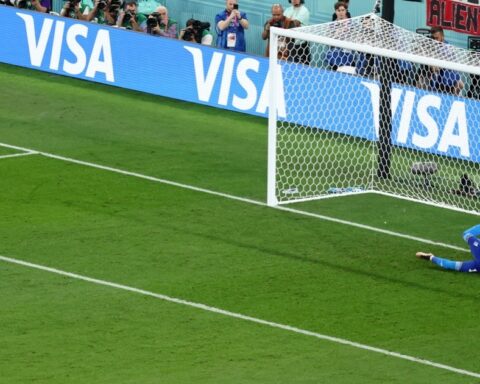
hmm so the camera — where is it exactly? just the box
[233,3,238,10]
[190,19,210,30]
[270,20,282,28]
[146,11,161,33]
[97,0,106,9]
[107,0,120,17]
[147,12,160,28]
[181,19,210,43]
[63,0,80,15]
[123,10,135,23]
[182,28,196,42]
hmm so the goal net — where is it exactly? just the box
[267,14,480,215]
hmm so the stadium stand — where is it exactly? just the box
[43,0,470,57]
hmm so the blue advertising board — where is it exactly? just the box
[1,6,479,163]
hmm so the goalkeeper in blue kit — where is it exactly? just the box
[416,224,480,273]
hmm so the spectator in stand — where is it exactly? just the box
[216,0,249,52]
[466,50,480,99]
[179,19,213,46]
[147,6,177,38]
[284,0,310,64]
[326,2,354,71]
[467,74,480,100]
[332,1,350,22]
[39,0,50,11]
[116,0,147,32]
[14,0,50,13]
[429,27,464,95]
[332,0,350,20]
[61,0,106,20]
[262,4,300,59]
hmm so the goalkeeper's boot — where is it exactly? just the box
[416,252,433,261]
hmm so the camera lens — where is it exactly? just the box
[147,17,158,27]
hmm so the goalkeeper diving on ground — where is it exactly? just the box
[416,225,480,273]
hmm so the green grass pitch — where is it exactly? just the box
[1,63,480,383]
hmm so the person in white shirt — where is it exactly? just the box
[283,0,310,64]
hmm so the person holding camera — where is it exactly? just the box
[215,0,249,52]
[60,0,86,19]
[262,4,299,58]
[85,0,118,25]
[146,6,177,38]
[116,0,147,32]
[179,19,213,45]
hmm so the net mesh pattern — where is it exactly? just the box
[270,14,480,214]
[295,14,480,67]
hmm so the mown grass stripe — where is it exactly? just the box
[0,141,469,254]
[1,254,479,379]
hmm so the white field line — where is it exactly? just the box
[1,254,479,379]
[0,151,38,160]
[0,141,469,254]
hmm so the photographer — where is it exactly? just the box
[146,6,177,38]
[215,0,249,52]
[116,0,147,32]
[60,0,86,19]
[85,0,120,25]
[179,19,213,46]
[262,4,299,58]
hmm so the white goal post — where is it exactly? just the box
[267,14,480,215]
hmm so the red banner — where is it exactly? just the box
[427,0,480,35]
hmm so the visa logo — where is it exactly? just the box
[184,46,286,117]
[362,81,469,158]
[17,12,114,82]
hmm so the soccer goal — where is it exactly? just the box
[267,14,480,215]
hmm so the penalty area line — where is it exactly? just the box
[0,141,469,253]
[1,254,479,379]
[0,151,38,160]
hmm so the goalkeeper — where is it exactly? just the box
[416,224,480,273]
